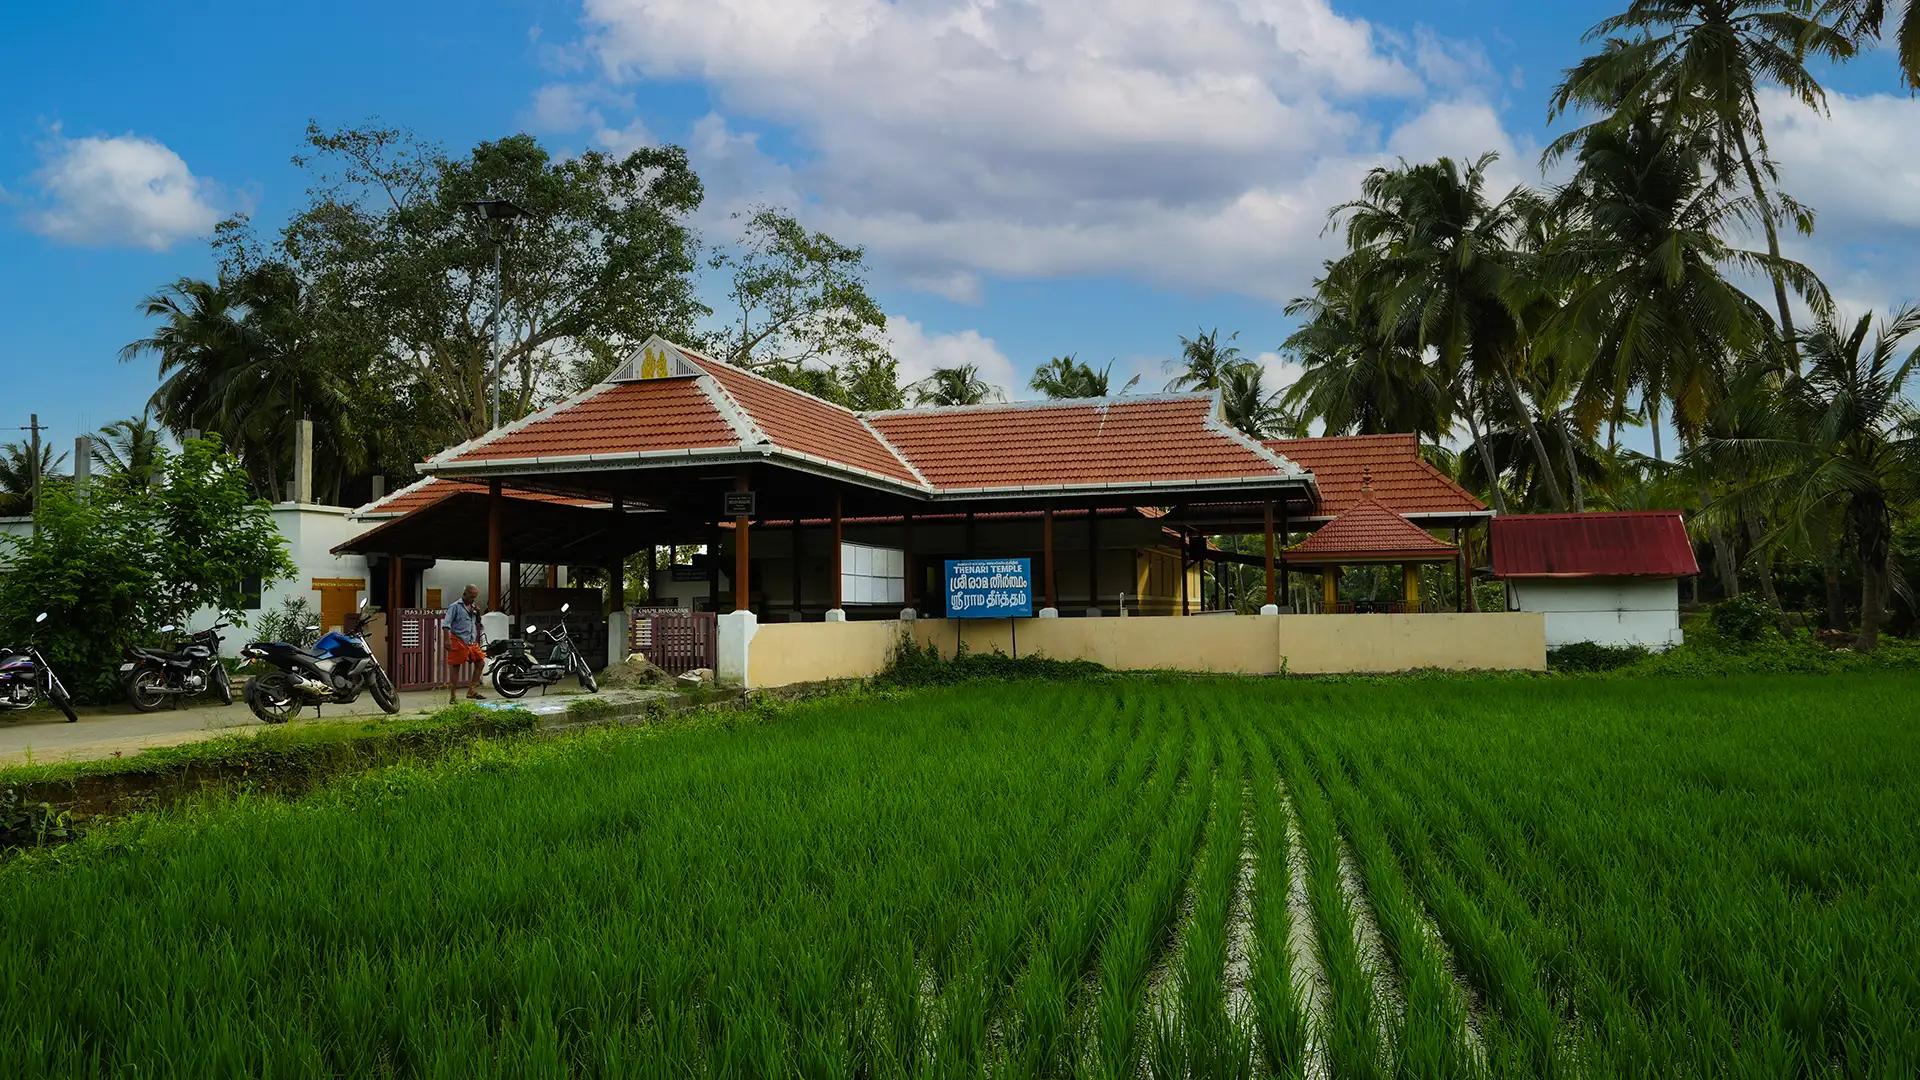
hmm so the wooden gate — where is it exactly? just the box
[393,607,448,691]
[633,610,717,675]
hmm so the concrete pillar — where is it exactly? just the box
[487,480,503,612]
[292,419,314,504]
[716,609,758,687]
[371,474,387,501]
[72,436,92,500]
[607,610,629,664]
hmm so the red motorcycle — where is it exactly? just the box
[0,613,79,723]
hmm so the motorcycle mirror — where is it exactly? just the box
[34,612,48,624]
[359,596,369,610]
[561,602,571,614]
[161,625,177,633]
[304,624,320,633]
[526,625,538,635]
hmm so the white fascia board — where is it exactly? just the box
[923,475,1318,501]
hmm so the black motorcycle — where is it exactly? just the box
[241,600,399,723]
[488,603,598,698]
[121,622,233,712]
[0,613,78,723]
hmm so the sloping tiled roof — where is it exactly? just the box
[679,350,924,486]
[1285,494,1457,563]
[1492,511,1699,578]
[1265,434,1485,517]
[353,478,603,519]
[444,379,740,464]
[867,396,1294,491]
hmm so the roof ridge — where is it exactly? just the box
[674,342,875,422]
[693,372,768,447]
[856,414,931,488]
[351,474,446,519]
[1199,389,1312,482]
[862,391,1214,418]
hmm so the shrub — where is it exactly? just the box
[1707,594,1783,644]
[1547,641,1649,672]
[249,596,318,648]
[876,636,1107,687]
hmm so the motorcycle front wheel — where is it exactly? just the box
[47,673,77,724]
[369,667,400,715]
[491,659,532,699]
[246,672,299,724]
[127,668,169,713]
[214,665,234,707]
[577,659,598,694]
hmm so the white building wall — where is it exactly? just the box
[1507,577,1683,650]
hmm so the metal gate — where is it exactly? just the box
[632,609,717,675]
[393,607,448,691]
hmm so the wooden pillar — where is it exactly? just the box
[1263,499,1277,608]
[1086,505,1099,613]
[510,561,523,620]
[386,553,404,674]
[1180,533,1190,616]
[790,518,803,617]
[1323,565,1339,613]
[707,528,720,611]
[903,512,917,609]
[732,470,751,613]
[486,479,503,612]
[608,497,625,612]
[1454,527,1466,612]
[1404,563,1420,611]
[1042,507,1057,610]
[645,545,657,604]
[1279,501,1290,610]
[830,493,844,611]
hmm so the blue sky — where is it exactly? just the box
[4,1,1917,454]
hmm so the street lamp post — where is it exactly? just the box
[462,198,531,431]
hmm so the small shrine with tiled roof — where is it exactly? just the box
[1280,471,1459,613]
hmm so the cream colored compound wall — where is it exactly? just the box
[737,612,1546,688]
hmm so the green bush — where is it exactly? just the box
[1547,641,1649,672]
[1707,594,1784,644]
[876,636,1108,687]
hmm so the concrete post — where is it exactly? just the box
[292,419,314,504]
[72,436,91,500]
[716,609,758,687]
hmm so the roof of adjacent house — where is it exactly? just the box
[419,337,1313,501]
[1264,434,1486,518]
[1491,511,1699,579]
[354,477,606,519]
[1284,493,1458,563]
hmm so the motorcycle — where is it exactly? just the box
[0,613,79,723]
[488,603,599,698]
[241,600,399,723]
[120,622,233,712]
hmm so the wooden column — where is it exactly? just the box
[1086,506,1099,613]
[1323,565,1339,613]
[1454,527,1466,612]
[1180,533,1190,616]
[386,552,404,674]
[707,527,721,611]
[608,497,625,612]
[486,479,503,611]
[732,470,751,613]
[1279,501,1290,609]
[1263,499,1277,608]
[510,561,523,621]
[1042,508,1057,610]
[645,545,657,604]
[1404,564,1420,611]
[830,494,844,611]
[903,512,917,609]
[790,519,803,617]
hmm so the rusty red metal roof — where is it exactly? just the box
[354,478,605,518]
[868,396,1292,491]
[1492,511,1699,578]
[1265,434,1485,517]
[679,350,924,486]
[444,379,740,465]
[1284,494,1457,563]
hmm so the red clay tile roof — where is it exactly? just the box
[1265,434,1485,517]
[677,350,924,485]
[1285,494,1457,563]
[1492,511,1699,578]
[445,379,739,464]
[868,396,1292,490]
[355,478,604,518]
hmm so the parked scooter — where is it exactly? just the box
[241,600,399,723]
[488,603,599,698]
[120,622,233,711]
[0,613,79,723]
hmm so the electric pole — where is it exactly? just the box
[21,413,44,536]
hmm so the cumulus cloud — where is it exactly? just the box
[885,317,1020,399]
[24,130,223,250]
[558,0,1529,303]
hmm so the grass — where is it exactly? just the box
[1,672,1918,1076]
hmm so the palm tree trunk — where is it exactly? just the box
[1823,551,1846,632]
[1560,424,1585,512]
[1647,396,1663,463]
[1731,124,1800,370]
[1700,483,1740,599]
[1462,405,1508,515]
[1742,509,1781,612]
[1499,362,1568,510]
[1854,497,1891,652]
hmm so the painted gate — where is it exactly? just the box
[630,609,717,675]
[392,607,449,691]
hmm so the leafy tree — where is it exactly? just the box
[1698,307,1920,650]
[710,208,891,376]
[0,440,66,516]
[282,122,707,440]
[147,436,297,628]
[1829,1,1920,90]
[1029,355,1135,399]
[1166,328,1247,392]
[1552,1,1855,367]
[92,412,166,490]
[759,354,906,411]
[911,365,1000,407]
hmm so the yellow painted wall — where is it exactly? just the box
[746,620,909,687]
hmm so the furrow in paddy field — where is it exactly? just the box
[1238,711,1320,1079]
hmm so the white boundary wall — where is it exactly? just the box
[1507,577,1683,650]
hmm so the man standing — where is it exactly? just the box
[445,584,487,703]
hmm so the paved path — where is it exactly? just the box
[0,685,660,768]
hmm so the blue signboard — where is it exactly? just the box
[945,558,1034,619]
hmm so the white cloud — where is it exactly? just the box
[885,317,1019,398]
[24,131,223,250]
[569,0,1525,302]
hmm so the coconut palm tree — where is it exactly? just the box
[1698,306,1920,650]
[1551,1,1856,367]
[1217,364,1285,439]
[911,365,1000,407]
[0,440,67,516]
[1826,1,1920,90]
[1331,152,1570,509]
[1166,328,1247,392]
[1028,355,1137,399]
[1282,257,1449,444]
[93,412,167,490]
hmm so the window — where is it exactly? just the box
[841,542,905,606]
